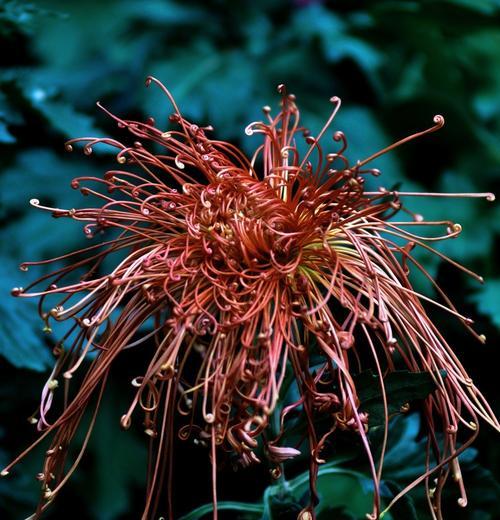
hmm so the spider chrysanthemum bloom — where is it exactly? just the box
[3,77,498,520]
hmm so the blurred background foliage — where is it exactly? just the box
[0,0,499,518]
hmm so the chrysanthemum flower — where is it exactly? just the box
[3,77,498,520]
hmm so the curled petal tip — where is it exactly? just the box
[433,114,445,126]
[120,415,131,430]
[298,509,313,520]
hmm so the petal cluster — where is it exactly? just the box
[4,78,498,520]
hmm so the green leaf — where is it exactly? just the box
[447,458,500,517]
[268,492,303,518]
[383,415,426,482]
[270,463,377,518]
[470,279,500,328]
[443,0,500,14]
[334,106,401,188]
[0,258,53,371]
[0,1,38,34]
[35,100,101,140]
[180,464,377,520]
[324,36,382,72]
[381,480,418,520]
[0,71,103,139]
[383,415,500,517]
[0,149,105,370]
[121,0,206,25]
[356,370,441,427]
[0,149,102,257]
[0,91,22,142]
[0,120,15,143]
[421,172,493,262]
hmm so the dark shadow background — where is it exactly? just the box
[0,0,499,518]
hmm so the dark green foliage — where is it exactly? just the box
[180,414,500,519]
[1,0,499,518]
[355,369,445,427]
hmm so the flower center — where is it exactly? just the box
[194,177,307,274]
